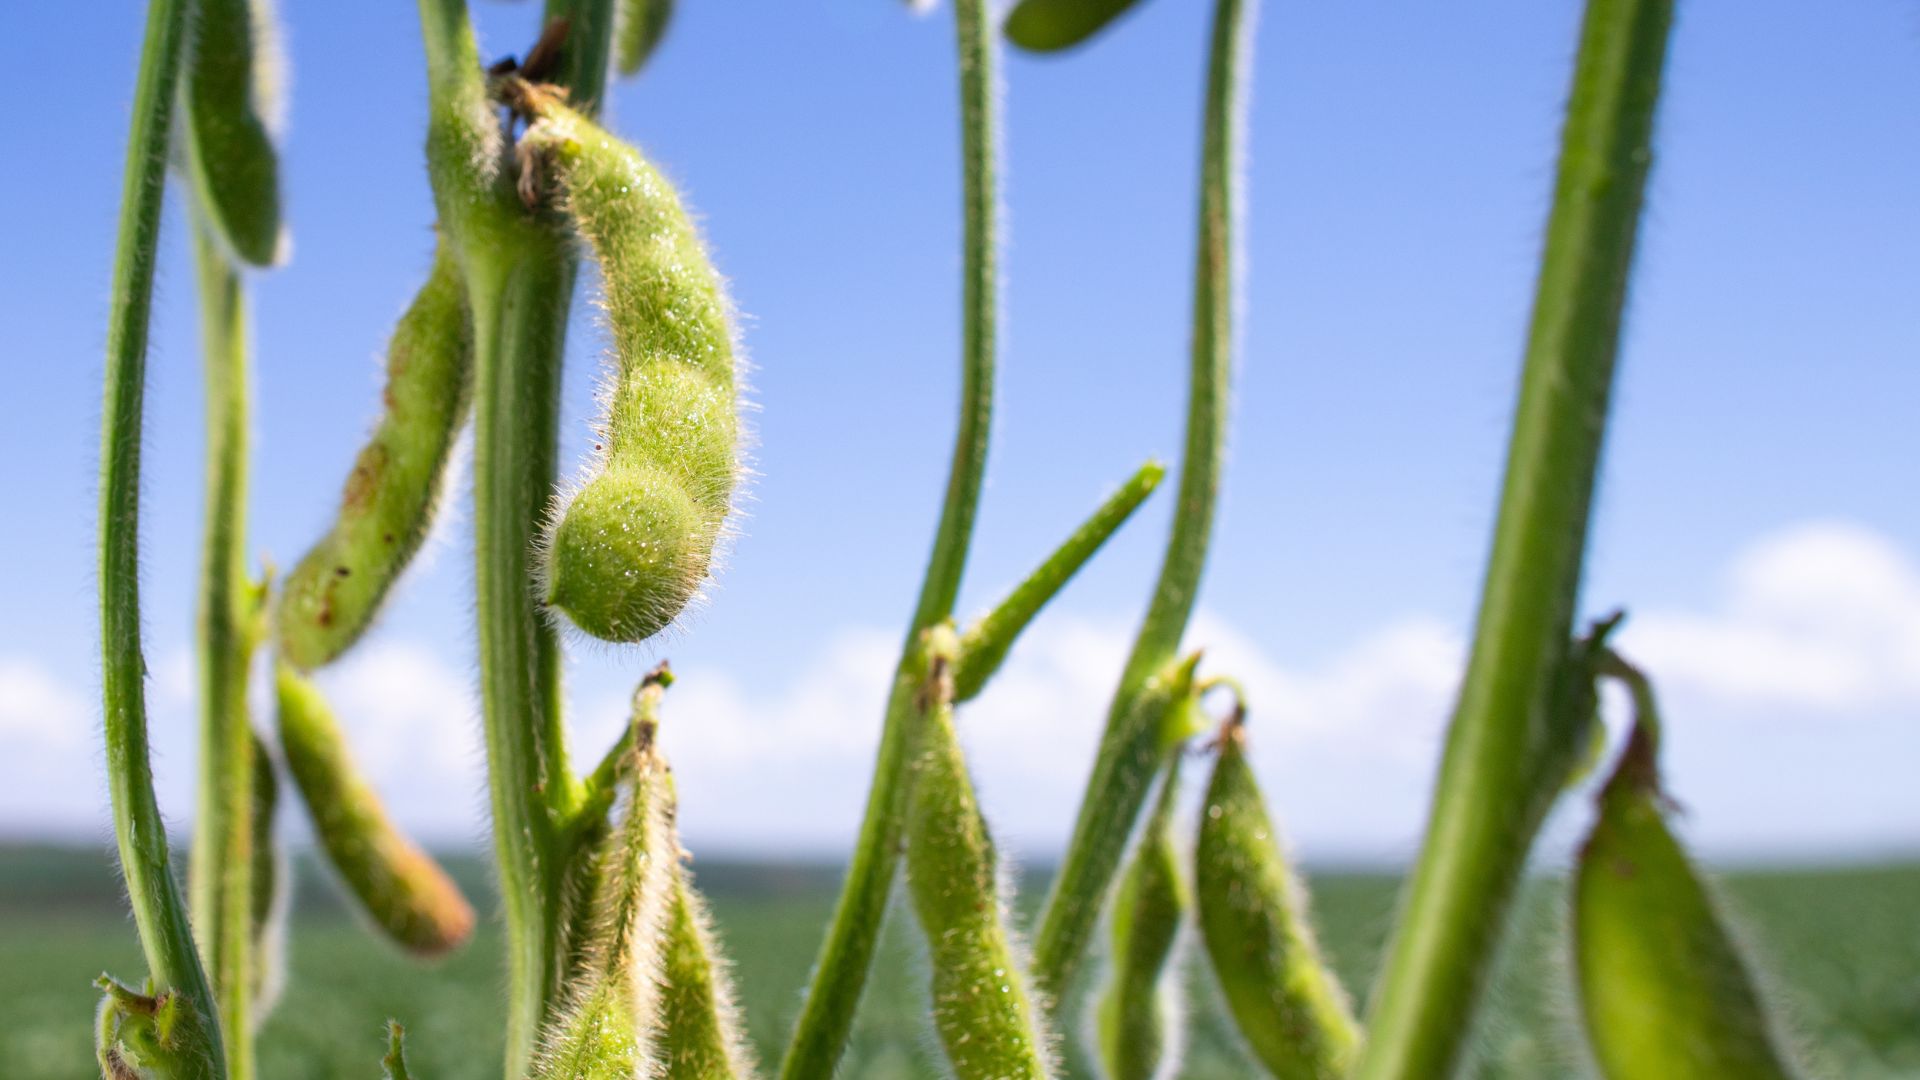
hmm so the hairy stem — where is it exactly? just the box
[953,460,1164,702]
[779,1,999,1074]
[542,0,618,117]
[468,241,577,1074]
[186,211,261,1079]
[418,1,614,1071]
[98,0,226,1072]
[1031,0,1249,1007]
[1353,2,1674,1077]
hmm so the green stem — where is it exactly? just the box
[418,2,613,1072]
[908,0,998,640]
[952,460,1164,703]
[779,1,998,1074]
[185,211,260,1079]
[543,0,618,117]
[467,243,576,1077]
[98,0,226,1073]
[1353,3,1674,1077]
[1030,0,1247,1007]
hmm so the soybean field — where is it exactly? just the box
[2,846,1913,1079]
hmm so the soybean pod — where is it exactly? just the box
[535,678,678,1080]
[275,244,474,670]
[1094,756,1190,1080]
[904,626,1055,1080]
[179,0,284,266]
[501,79,740,646]
[1574,653,1801,1080]
[247,732,286,1020]
[1195,708,1359,1080]
[274,664,476,957]
[657,777,756,1078]
[94,976,220,1080]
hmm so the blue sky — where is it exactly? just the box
[2,1,1917,862]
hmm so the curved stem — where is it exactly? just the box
[907,0,999,639]
[1353,2,1674,1077]
[779,1,998,1074]
[98,0,226,1073]
[186,211,260,1079]
[1031,0,1249,1007]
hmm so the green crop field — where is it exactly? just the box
[3,846,1914,1079]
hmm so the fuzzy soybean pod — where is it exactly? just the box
[535,684,678,1080]
[505,80,739,645]
[1094,756,1191,1080]
[1574,656,1801,1080]
[904,626,1055,1080]
[247,733,286,1020]
[1195,713,1359,1080]
[94,976,220,1080]
[179,0,284,266]
[658,874,755,1079]
[274,664,476,956]
[656,775,756,1079]
[275,244,473,670]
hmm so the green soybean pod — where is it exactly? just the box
[1195,713,1359,1080]
[179,0,284,266]
[94,976,220,1080]
[535,687,677,1080]
[275,244,474,670]
[1003,0,1148,52]
[247,732,286,1020]
[904,626,1055,1080]
[505,81,739,646]
[1574,657,1800,1080]
[616,0,675,76]
[1094,756,1190,1080]
[274,663,477,957]
[657,874,754,1079]
[657,779,756,1078]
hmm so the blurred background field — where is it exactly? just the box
[4,845,1915,1079]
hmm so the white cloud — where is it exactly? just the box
[0,658,97,831]
[153,647,195,710]
[1620,521,1920,712]
[0,658,88,749]
[632,611,1465,857]
[4,519,1917,857]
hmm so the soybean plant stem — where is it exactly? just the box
[1353,3,1674,1078]
[543,0,618,118]
[779,1,999,1075]
[1031,0,1250,1007]
[910,0,999,639]
[952,460,1164,703]
[99,0,227,1073]
[186,211,261,1080]
[467,249,576,1074]
[417,0,613,1071]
